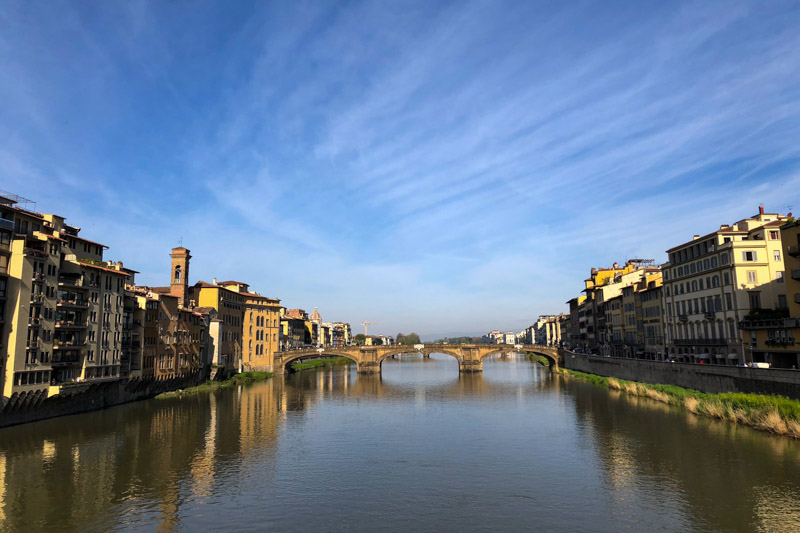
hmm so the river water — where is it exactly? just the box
[1,353,800,532]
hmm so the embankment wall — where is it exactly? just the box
[0,370,207,428]
[563,352,800,399]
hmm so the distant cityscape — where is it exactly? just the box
[3,191,799,413]
[488,205,800,371]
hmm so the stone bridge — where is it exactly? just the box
[273,344,561,375]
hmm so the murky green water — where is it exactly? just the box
[1,353,799,532]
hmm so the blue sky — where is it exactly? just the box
[2,1,800,339]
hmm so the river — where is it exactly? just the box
[1,353,799,532]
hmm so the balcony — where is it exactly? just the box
[674,338,729,346]
[30,294,44,305]
[27,339,40,349]
[31,272,45,283]
[54,339,86,349]
[678,314,689,322]
[765,338,796,347]
[51,354,81,366]
[704,311,716,320]
[29,317,41,327]
[57,298,89,309]
[0,218,13,231]
[55,320,87,329]
[58,277,92,290]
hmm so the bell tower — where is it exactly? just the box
[170,247,191,307]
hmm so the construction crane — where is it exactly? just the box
[361,321,383,336]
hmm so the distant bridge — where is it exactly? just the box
[273,344,561,375]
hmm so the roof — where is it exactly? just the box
[72,234,109,249]
[217,280,247,286]
[77,261,129,276]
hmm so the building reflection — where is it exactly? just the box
[0,380,282,532]
[565,376,800,532]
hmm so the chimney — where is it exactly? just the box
[759,204,765,215]
[213,277,217,285]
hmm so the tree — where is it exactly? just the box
[354,334,366,345]
[396,332,421,345]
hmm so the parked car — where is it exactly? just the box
[751,362,771,369]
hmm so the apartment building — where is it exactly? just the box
[662,206,789,364]
[735,219,800,368]
[219,281,281,373]
[324,322,352,346]
[0,192,129,400]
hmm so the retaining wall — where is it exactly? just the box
[0,369,207,428]
[563,352,800,399]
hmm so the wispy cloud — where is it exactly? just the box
[1,1,799,335]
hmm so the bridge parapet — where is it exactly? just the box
[272,343,560,375]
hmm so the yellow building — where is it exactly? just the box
[635,273,665,360]
[663,206,790,364]
[736,218,800,368]
[218,281,281,373]
[0,192,130,400]
[189,280,243,374]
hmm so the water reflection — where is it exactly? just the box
[0,354,798,532]
[565,377,800,532]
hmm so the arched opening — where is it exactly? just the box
[279,351,359,374]
[380,349,461,384]
[174,265,182,282]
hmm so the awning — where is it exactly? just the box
[727,353,739,359]
[696,353,710,359]
[714,353,726,359]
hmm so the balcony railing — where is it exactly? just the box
[55,320,88,329]
[29,317,41,327]
[0,218,13,230]
[704,311,716,320]
[51,355,81,366]
[30,294,44,304]
[673,338,730,346]
[57,298,89,308]
[54,340,86,349]
[678,314,688,322]
[31,272,45,283]
[27,340,39,349]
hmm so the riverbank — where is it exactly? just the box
[528,353,551,367]
[157,371,272,399]
[560,368,800,439]
[291,357,354,371]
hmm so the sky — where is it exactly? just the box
[2,1,800,340]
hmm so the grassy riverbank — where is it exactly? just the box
[291,357,354,371]
[560,369,800,439]
[157,371,273,398]
[528,353,551,367]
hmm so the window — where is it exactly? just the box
[742,251,757,262]
[721,253,730,265]
[712,275,719,288]
[723,272,730,285]
[777,271,784,283]
[748,292,761,309]
[769,230,779,240]
[779,294,787,308]
[726,293,733,310]
[747,271,757,284]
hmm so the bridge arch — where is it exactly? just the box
[277,350,359,373]
[477,348,516,362]
[524,348,559,368]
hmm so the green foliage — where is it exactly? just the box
[561,369,800,437]
[528,354,550,367]
[747,307,790,319]
[354,334,366,345]
[430,336,481,344]
[291,357,354,371]
[157,371,273,398]
[396,333,422,345]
